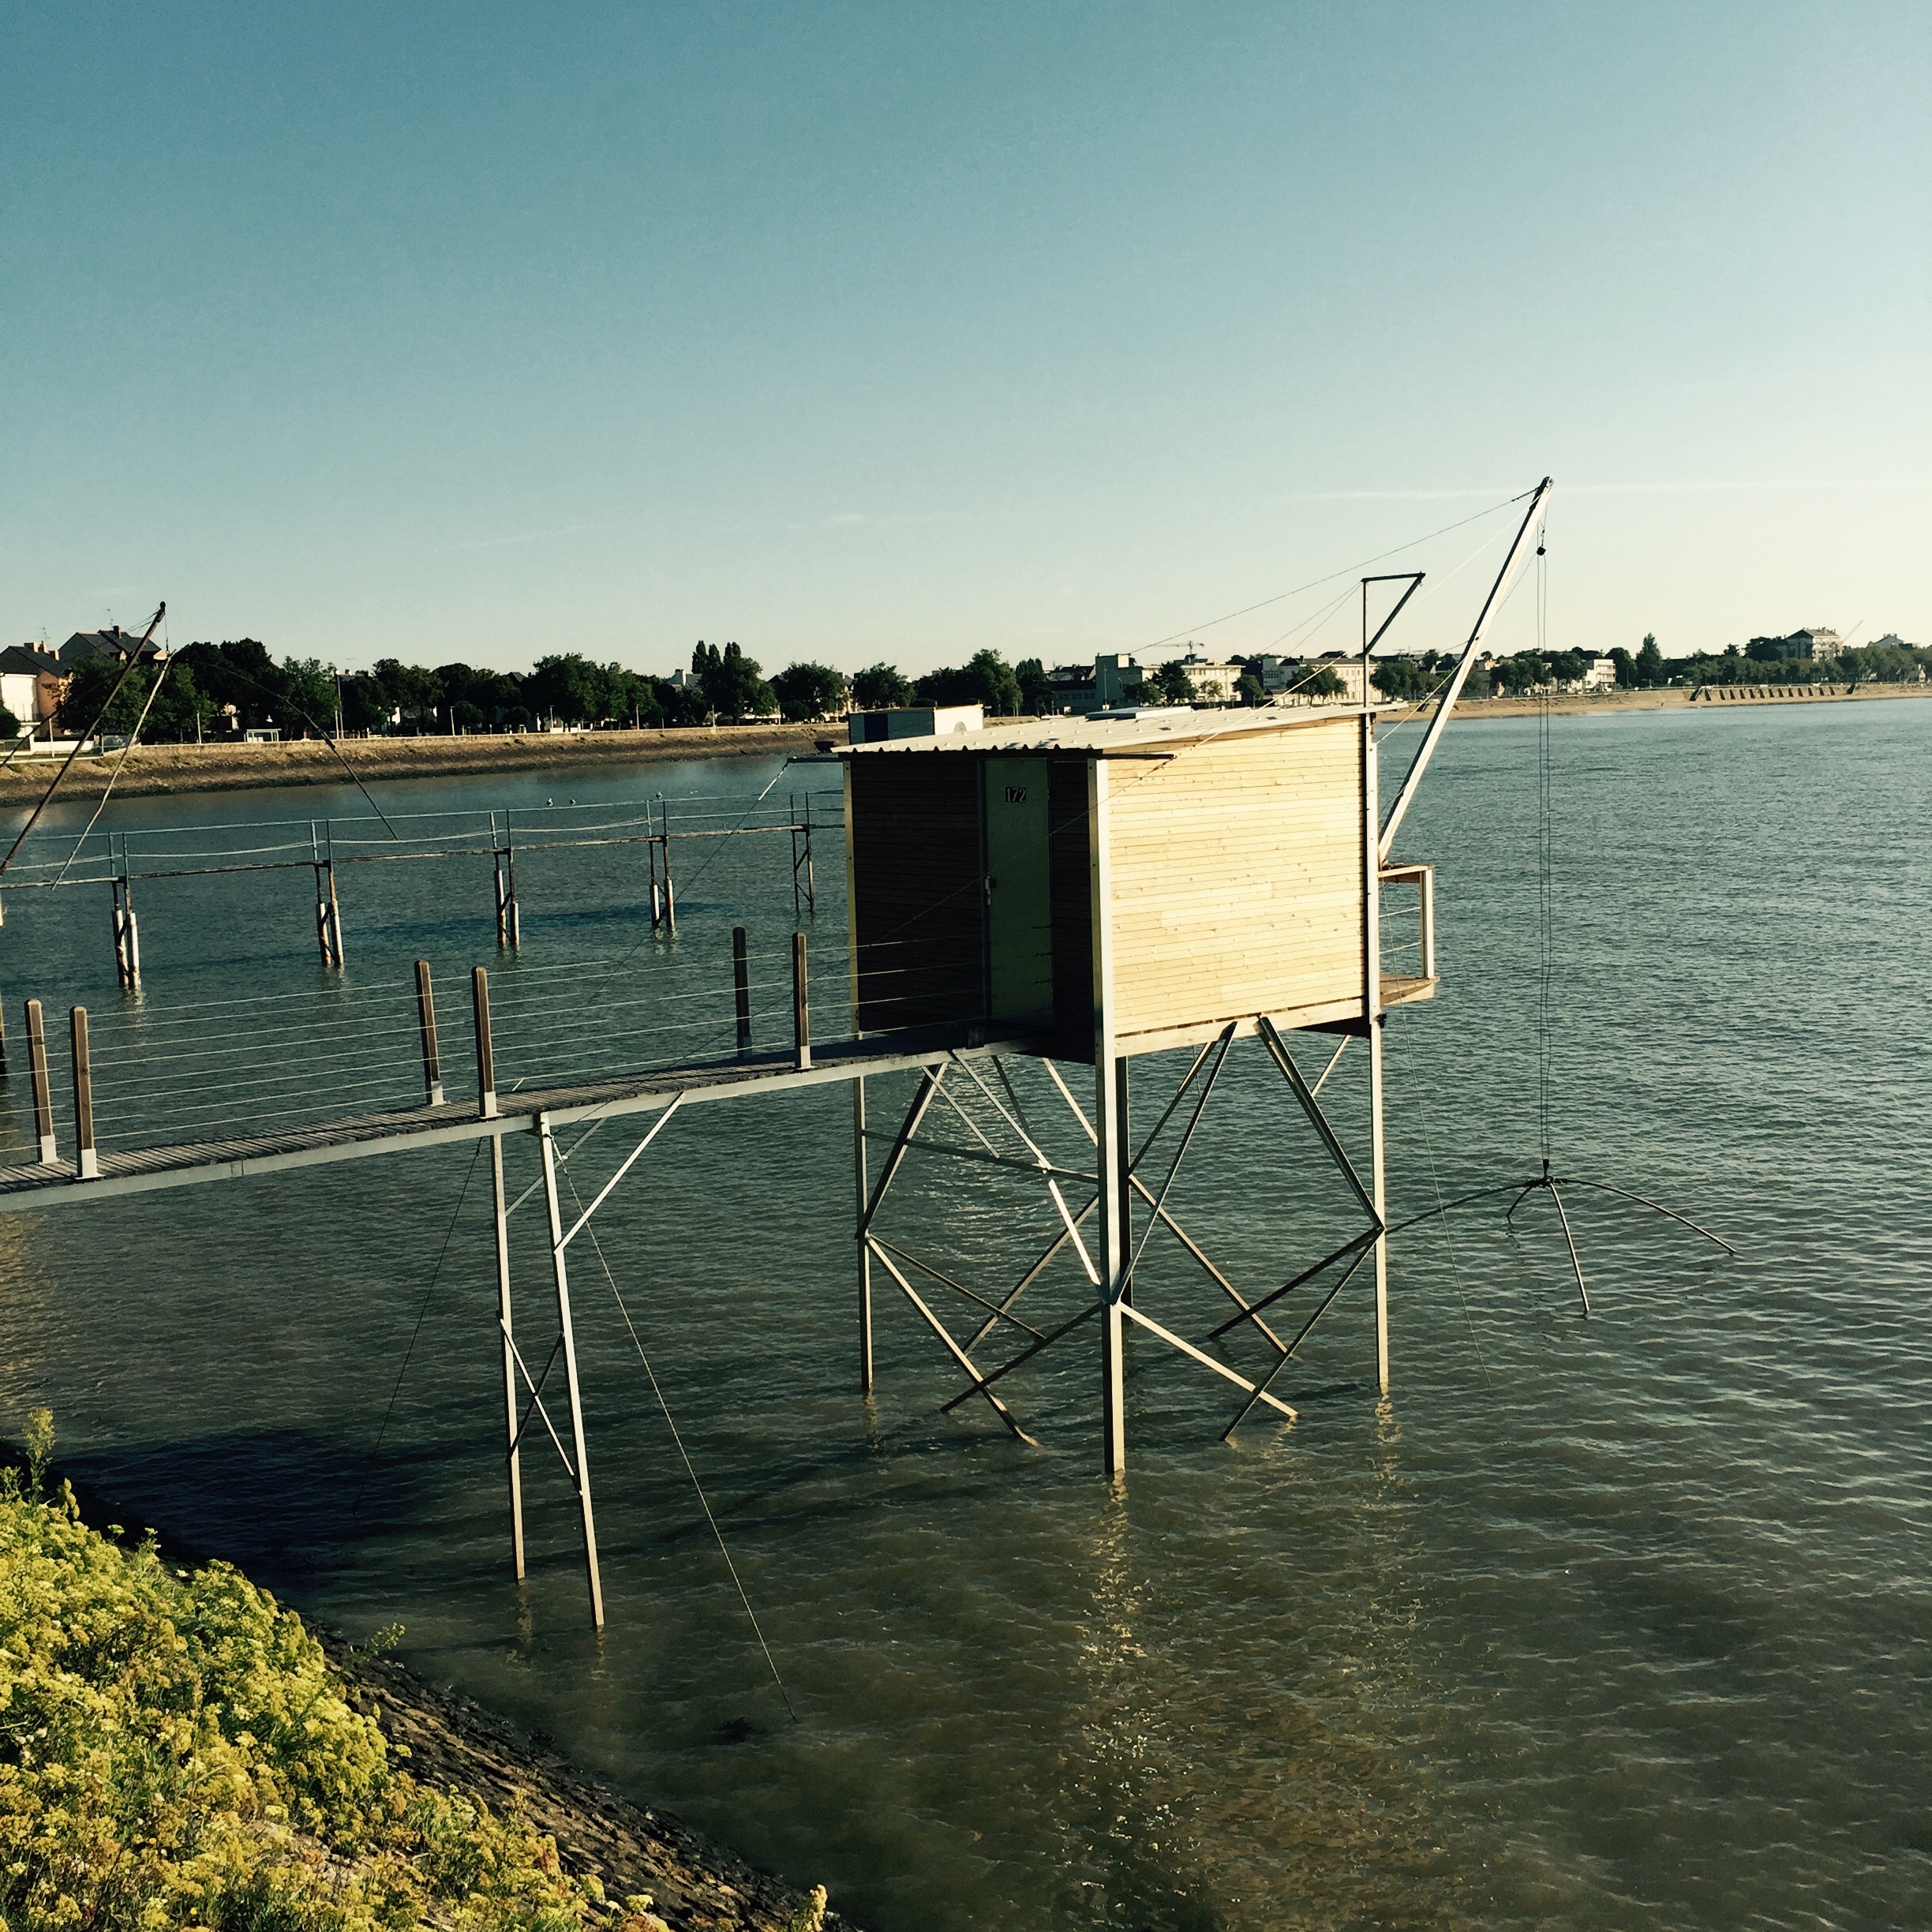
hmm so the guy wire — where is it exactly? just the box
[564,1165,797,1722]
[350,1136,489,1520]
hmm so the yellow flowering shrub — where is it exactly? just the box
[0,1439,613,1931]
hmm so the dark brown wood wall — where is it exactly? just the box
[1047,758,1095,1063]
[848,754,987,1032]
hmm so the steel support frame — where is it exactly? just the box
[852,1024,1394,1462]
[487,1097,691,1627]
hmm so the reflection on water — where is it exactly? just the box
[1,708,1928,1930]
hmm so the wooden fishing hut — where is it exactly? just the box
[840,703,1440,1475]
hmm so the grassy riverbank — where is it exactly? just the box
[0,1420,837,1932]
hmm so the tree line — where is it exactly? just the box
[20,628,1925,745]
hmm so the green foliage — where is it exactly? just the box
[1234,672,1266,707]
[1610,646,1635,689]
[1488,649,1586,694]
[1301,666,1346,698]
[691,642,776,719]
[0,1425,608,1931]
[849,663,913,710]
[277,660,339,738]
[1634,634,1666,687]
[1154,660,1196,705]
[913,650,1021,717]
[525,653,608,725]
[1013,657,1053,716]
[1837,640,1930,686]
[0,705,19,740]
[1368,656,1430,701]
[770,663,848,722]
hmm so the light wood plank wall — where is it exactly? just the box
[1105,719,1365,1043]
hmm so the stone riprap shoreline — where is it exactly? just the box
[328,1636,852,1931]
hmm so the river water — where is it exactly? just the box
[0,702,1925,1932]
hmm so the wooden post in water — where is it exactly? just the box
[661,811,676,934]
[310,824,328,964]
[472,966,498,1119]
[414,960,444,1106]
[24,1000,54,1163]
[492,813,521,949]
[790,794,800,923]
[69,1006,97,1179]
[792,930,811,1070]
[489,1133,526,1580]
[732,926,751,1049]
[122,866,141,987]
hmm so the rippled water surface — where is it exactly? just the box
[1,703,1926,1931]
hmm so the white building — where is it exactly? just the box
[1580,657,1618,691]
[1175,653,1245,705]
[848,704,984,743]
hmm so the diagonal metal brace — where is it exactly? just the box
[1207,1227,1381,1339]
[1118,1301,1297,1421]
[867,1237,1041,1446]
[1257,1015,1383,1230]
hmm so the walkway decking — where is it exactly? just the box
[0,1024,1043,1213]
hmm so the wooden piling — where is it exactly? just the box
[792,930,811,1070]
[472,966,498,1118]
[24,1000,54,1164]
[660,803,676,933]
[732,926,751,1049]
[415,960,445,1106]
[325,861,346,968]
[69,1006,97,1179]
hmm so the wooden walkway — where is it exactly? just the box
[0,1024,1043,1214]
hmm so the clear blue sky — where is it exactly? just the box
[4,2,1926,676]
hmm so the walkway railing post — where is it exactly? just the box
[24,1000,54,1164]
[537,1110,605,1630]
[69,1006,98,1179]
[472,966,498,1119]
[732,926,751,1050]
[415,960,444,1106]
[490,1133,525,1580]
[792,930,811,1071]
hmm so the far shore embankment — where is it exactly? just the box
[0,720,832,805]
[5,681,1925,806]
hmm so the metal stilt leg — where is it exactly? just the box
[537,1113,604,1629]
[492,1135,526,1580]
